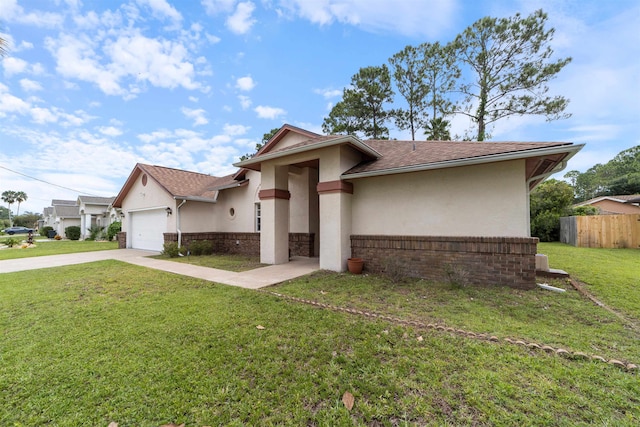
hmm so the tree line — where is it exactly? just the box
[530,144,640,241]
[323,9,571,142]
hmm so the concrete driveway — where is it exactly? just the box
[0,249,320,289]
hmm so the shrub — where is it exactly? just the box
[107,221,122,241]
[40,226,54,237]
[87,225,104,241]
[162,242,186,258]
[3,237,20,248]
[381,257,411,283]
[444,264,470,289]
[531,210,561,242]
[188,240,214,256]
[65,226,81,241]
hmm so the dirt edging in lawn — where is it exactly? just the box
[261,290,639,373]
[568,278,640,334]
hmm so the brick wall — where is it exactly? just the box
[163,232,315,257]
[117,231,126,249]
[350,235,539,289]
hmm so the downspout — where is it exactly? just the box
[176,199,187,254]
[525,160,568,236]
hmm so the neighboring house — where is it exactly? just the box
[113,124,583,288]
[77,196,117,239]
[42,197,118,239]
[574,195,640,215]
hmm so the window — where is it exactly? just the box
[255,203,261,232]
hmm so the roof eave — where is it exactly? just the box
[233,135,382,169]
[343,143,585,180]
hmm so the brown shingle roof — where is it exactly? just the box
[137,164,236,198]
[344,140,575,176]
[113,163,238,207]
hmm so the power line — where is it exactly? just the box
[0,164,101,196]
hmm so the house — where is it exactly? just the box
[77,196,117,239]
[113,124,583,288]
[41,200,80,238]
[41,197,118,239]
[574,195,640,215]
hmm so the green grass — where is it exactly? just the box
[152,253,265,272]
[1,261,639,426]
[0,239,118,260]
[538,242,640,317]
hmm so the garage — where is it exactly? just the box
[130,209,166,251]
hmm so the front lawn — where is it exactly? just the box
[0,239,118,260]
[1,261,638,426]
[152,253,265,272]
[538,242,640,317]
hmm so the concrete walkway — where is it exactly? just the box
[0,249,320,289]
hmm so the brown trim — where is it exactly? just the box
[317,180,353,195]
[258,188,291,200]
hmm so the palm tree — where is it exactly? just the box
[424,117,451,141]
[0,36,8,57]
[1,190,17,226]
[14,191,27,217]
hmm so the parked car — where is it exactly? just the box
[3,226,34,235]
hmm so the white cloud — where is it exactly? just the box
[202,0,238,15]
[181,107,209,126]
[2,57,28,77]
[136,0,183,23]
[30,107,58,124]
[188,96,199,102]
[227,2,256,34]
[275,0,457,38]
[254,105,286,119]
[19,78,43,92]
[223,123,250,135]
[238,95,252,109]
[97,126,124,137]
[0,0,64,28]
[235,75,256,91]
[46,30,203,98]
[314,87,342,99]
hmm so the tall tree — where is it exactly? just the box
[1,190,17,226]
[565,145,640,201]
[323,65,394,139]
[424,117,451,140]
[454,9,572,141]
[14,191,27,217]
[389,45,429,140]
[422,42,459,128]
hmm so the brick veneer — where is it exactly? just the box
[350,235,539,289]
[117,231,126,249]
[163,232,315,257]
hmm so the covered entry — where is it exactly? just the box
[235,126,380,271]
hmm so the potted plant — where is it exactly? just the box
[347,257,364,274]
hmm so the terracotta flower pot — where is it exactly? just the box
[347,257,364,274]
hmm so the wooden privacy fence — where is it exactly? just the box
[560,214,640,248]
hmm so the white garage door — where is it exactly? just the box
[130,209,166,251]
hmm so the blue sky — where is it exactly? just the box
[1,0,639,215]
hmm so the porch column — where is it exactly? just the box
[82,213,92,239]
[259,164,290,264]
[317,180,353,271]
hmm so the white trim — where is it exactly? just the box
[126,206,171,213]
[233,135,381,168]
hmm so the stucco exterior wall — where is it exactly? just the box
[351,159,529,237]
[120,172,175,233]
[213,170,261,232]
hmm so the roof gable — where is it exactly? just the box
[113,163,237,207]
[256,124,321,156]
